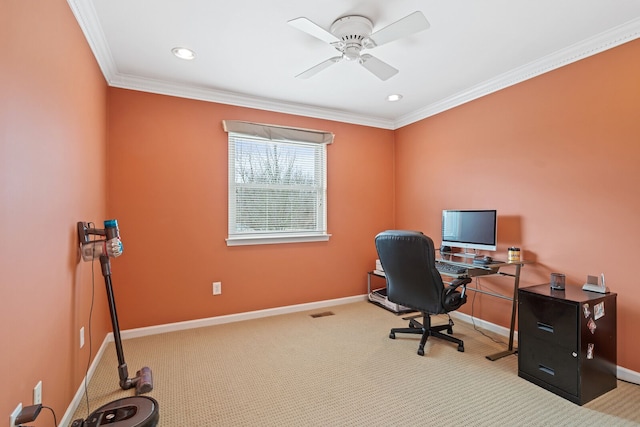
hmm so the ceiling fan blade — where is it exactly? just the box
[359,54,398,81]
[296,56,342,79]
[365,11,430,48]
[288,17,340,44]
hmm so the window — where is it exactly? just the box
[223,121,333,246]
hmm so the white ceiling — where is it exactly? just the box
[68,0,640,129]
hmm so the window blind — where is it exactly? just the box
[223,121,332,245]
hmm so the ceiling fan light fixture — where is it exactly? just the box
[343,45,361,61]
[172,47,196,60]
[387,94,403,102]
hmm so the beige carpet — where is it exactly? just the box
[71,301,640,426]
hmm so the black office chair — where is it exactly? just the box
[375,230,472,356]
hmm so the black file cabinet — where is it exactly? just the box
[518,284,617,405]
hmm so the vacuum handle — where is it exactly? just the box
[104,219,120,240]
[104,219,123,258]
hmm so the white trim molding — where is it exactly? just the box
[66,1,640,130]
[61,295,638,424]
[394,17,640,128]
[118,295,365,339]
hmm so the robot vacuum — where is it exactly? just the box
[71,396,159,427]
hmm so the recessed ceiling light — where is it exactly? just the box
[387,94,403,102]
[172,47,196,60]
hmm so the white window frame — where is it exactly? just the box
[223,120,333,246]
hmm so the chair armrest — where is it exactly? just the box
[450,277,471,288]
[449,277,471,298]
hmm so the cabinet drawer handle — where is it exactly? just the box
[539,364,555,376]
[537,322,554,333]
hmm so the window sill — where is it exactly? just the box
[226,233,331,246]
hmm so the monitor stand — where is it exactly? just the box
[453,251,478,259]
[440,251,477,262]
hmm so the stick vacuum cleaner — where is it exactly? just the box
[73,219,159,427]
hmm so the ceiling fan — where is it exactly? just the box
[288,11,430,81]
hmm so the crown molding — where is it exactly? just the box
[68,1,640,130]
[108,73,395,129]
[394,17,640,129]
[67,0,118,79]
[67,0,395,129]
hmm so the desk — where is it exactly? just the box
[437,254,531,361]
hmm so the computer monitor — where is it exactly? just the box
[441,209,497,252]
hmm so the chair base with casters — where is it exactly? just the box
[374,230,471,357]
[389,313,464,356]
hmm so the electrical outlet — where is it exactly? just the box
[33,381,42,405]
[80,326,85,348]
[9,403,22,427]
[213,281,222,295]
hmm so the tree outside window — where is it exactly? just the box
[224,121,331,246]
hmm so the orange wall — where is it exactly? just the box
[3,0,639,419]
[106,89,395,328]
[394,39,640,373]
[1,0,110,422]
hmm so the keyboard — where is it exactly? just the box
[435,261,468,275]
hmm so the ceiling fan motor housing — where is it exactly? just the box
[289,11,429,80]
[330,15,373,60]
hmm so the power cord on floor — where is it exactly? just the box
[83,223,97,417]
[469,277,506,345]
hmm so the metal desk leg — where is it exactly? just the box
[486,264,521,361]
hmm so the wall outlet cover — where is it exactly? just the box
[213,281,222,295]
[10,403,22,427]
[34,381,42,405]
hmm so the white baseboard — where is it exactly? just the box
[450,311,518,342]
[450,311,640,385]
[61,295,364,424]
[117,294,367,340]
[59,335,110,427]
[616,365,640,384]
[62,293,638,422]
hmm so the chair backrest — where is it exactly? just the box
[375,230,446,314]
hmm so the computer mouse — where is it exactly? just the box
[483,256,492,263]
